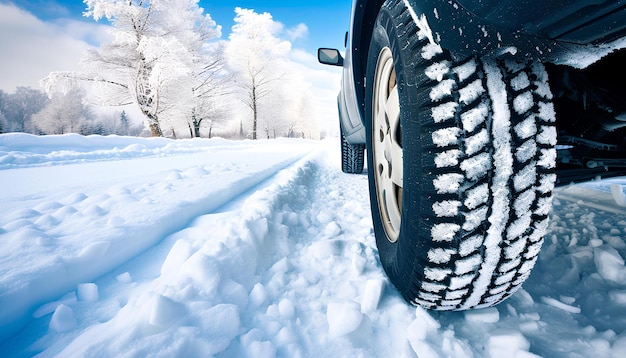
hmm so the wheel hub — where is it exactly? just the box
[372,47,403,243]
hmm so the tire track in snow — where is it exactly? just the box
[10,142,418,357]
[0,143,316,342]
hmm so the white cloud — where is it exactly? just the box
[286,23,309,42]
[0,3,110,93]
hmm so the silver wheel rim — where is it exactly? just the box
[372,47,403,243]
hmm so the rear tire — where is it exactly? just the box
[340,126,365,174]
[366,0,558,310]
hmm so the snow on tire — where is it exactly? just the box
[365,0,557,310]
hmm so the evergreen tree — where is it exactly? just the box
[119,110,129,135]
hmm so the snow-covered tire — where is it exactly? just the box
[340,126,365,174]
[365,0,558,310]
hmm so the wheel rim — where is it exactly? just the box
[372,47,403,243]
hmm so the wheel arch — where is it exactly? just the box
[350,0,385,124]
[351,0,458,124]
[351,0,626,109]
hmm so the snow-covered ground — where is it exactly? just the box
[1,133,626,357]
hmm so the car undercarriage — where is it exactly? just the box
[548,49,626,184]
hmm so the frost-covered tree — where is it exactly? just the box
[188,43,232,138]
[0,112,6,134]
[0,90,6,134]
[259,68,316,140]
[93,110,143,136]
[41,0,221,137]
[224,9,321,140]
[225,8,292,140]
[286,95,313,138]
[33,87,92,135]
[190,95,229,137]
[0,87,49,133]
[119,110,129,134]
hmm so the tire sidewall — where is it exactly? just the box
[365,4,429,294]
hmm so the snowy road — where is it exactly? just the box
[1,134,626,357]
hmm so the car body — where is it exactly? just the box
[319,0,626,310]
[334,0,626,172]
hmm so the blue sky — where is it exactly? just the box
[12,0,352,53]
[206,1,351,51]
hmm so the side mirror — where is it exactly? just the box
[318,48,344,66]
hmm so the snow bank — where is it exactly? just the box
[0,133,232,168]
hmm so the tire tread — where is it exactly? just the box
[368,0,556,310]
